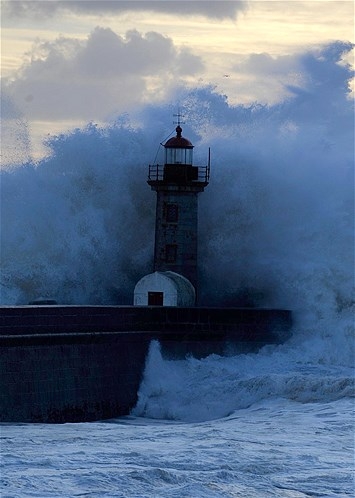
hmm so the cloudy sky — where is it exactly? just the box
[2,0,354,160]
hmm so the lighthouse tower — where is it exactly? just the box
[148,120,209,290]
[133,117,210,307]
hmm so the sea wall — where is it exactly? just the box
[1,331,150,423]
[0,306,292,423]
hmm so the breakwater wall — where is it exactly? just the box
[0,306,292,423]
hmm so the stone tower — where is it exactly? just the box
[147,120,210,294]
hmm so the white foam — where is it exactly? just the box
[133,339,354,422]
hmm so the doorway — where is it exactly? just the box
[148,291,164,306]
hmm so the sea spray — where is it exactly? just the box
[1,40,354,373]
[1,122,156,304]
[133,338,354,422]
[1,94,31,167]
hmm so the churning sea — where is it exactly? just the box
[1,335,354,498]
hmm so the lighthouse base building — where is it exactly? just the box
[134,271,196,307]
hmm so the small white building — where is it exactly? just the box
[134,271,195,307]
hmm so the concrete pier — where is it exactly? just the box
[0,305,292,423]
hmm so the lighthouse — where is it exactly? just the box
[134,118,210,306]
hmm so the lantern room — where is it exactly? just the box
[164,125,194,165]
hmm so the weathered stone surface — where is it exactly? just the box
[0,305,292,422]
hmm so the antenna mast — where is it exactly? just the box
[173,109,185,126]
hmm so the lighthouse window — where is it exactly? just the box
[166,148,193,165]
[166,203,178,222]
[165,244,177,263]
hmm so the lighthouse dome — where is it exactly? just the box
[164,125,193,149]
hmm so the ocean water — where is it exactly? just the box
[1,41,354,496]
[1,343,354,497]
[1,399,354,497]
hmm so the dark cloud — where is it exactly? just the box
[3,27,204,120]
[3,0,248,20]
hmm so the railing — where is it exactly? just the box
[148,164,210,183]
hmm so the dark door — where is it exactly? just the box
[148,291,164,306]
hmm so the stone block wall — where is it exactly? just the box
[1,332,150,423]
[0,305,292,422]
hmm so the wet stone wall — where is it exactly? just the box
[1,332,150,423]
[0,305,292,422]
